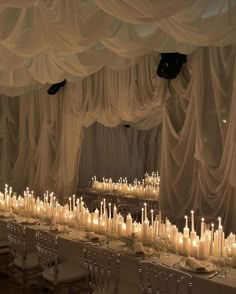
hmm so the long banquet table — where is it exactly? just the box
[77,188,159,211]
[0,217,235,294]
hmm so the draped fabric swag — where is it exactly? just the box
[0,1,236,232]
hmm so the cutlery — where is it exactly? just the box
[208,267,222,279]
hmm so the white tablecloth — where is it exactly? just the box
[0,217,235,294]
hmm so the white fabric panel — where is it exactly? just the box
[1,1,236,95]
[78,123,162,187]
[160,46,236,234]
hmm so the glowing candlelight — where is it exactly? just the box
[141,208,144,224]
[72,195,75,211]
[144,202,147,221]
[184,215,188,228]
[218,217,221,231]
[100,201,103,217]
[200,218,205,240]
[191,210,194,232]
[151,209,154,226]
[69,197,72,211]
[108,203,111,219]
[103,198,106,215]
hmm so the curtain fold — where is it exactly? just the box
[1,0,236,95]
[160,46,236,234]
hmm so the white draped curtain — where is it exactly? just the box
[0,1,236,232]
[78,123,162,187]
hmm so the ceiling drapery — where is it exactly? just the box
[0,0,236,96]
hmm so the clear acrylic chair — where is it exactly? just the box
[7,221,40,288]
[83,242,120,294]
[139,260,193,294]
[36,229,87,293]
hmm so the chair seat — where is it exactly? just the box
[0,240,9,248]
[13,252,38,269]
[93,283,116,294]
[42,262,87,284]
[0,247,9,254]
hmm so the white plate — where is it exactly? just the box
[179,260,217,273]
[108,240,126,252]
[123,246,154,256]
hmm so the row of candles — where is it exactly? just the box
[91,174,160,199]
[0,185,236,266]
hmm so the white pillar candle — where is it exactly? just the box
[69,197,72,211]
[183,237,190,256]
[199,239,206,259]
[144,203,147,221]
[142,220,150,245]
[218,217,221,231]
[148,226,153,244]
[141,208,144,224]
[190,210,194,232]
[126,213,133,236]
[218,226,224,256]
[183,215,189,238]
[231,243,236,268]
[117,223,123,238]
[103,198,106,216]
[72,195,75,211]
[200,218,205,240]
[108,203,111,219]
[178,238,183,255]
[192,240,199,259]
[210,223,214,255]
[100,201,103,218]
[151,209,154,226]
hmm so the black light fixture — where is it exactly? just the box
[124,124,130,128]
[157,53,187,79]
[47,79,66,95]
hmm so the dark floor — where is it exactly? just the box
[0,273,88,294]
[0,273,42,294]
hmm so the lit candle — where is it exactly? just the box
[191,210,194,232]
[184,215,189,238]
[141,208,144,224]
[144,203,147,221]
[192,240,199,259]
[218,217,221,231]
[103,198,106,216]
[200,218,205,239]
[72,195,75,211]
[108,203,111,219]
[151,209,154,226]
[100,201,103,217]
[210,223,214,255]
[69,197,72,211]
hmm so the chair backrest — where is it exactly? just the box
[83,242,120,294]
[139,261,192,294]
[36,229,59,284]
[7,221,27,268]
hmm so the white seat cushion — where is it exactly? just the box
[92,281,116,294]
[13,252,38,269]
[42,262,87,284]
[0,240,9,248]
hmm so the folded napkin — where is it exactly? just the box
[133,242,145,255]
[185,257,206,271]
[87,232,99,242]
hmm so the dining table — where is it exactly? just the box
[0,215,235,294]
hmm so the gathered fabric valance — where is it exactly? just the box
[0,0,236,96]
